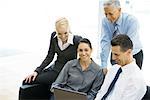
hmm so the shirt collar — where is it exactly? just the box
[120,59,137,73]
[67,33,74,45]
[115,13,123,26]
[72,59,99,73]
[57,32,74,45]
[113,59,136,72]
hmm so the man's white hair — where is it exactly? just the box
[103,0,121,8]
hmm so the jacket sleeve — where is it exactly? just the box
[35,32,56,74]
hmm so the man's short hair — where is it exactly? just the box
[103,0,121,8]
[111,34,133,52]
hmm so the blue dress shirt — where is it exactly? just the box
[100,13,142,67]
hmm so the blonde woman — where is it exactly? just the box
[19,17,82,99]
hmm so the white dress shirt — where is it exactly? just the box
[57,33,74,50]
[95,60,146,100]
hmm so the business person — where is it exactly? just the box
[95,34,146,100]
[51,38,105,100]
[100,0,143,74]
[19,17,82,99]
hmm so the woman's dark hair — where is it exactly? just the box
[78,38,92,49]
[111,34,133,52]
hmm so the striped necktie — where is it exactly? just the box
[101,67,122,100]
[113,23,119,37]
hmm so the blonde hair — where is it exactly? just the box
[55,17,71,33]
[55,17,69,27]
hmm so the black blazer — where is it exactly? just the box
[35,32,82,73]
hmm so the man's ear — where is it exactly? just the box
[119,8,121,12]
[127,49,132,55]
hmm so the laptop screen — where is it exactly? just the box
[53,87,87,100]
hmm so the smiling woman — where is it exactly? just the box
[51,38,104,100]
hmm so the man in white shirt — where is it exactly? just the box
[95,34,146,100]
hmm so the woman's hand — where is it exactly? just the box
[24,72,38,83]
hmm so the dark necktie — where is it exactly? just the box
[113,23,119,37]
[111,23,119,65]
[101,67,122,100]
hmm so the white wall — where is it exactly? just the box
[0,0,99,53]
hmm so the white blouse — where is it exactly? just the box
[57,33,74,50]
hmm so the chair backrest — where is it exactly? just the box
[142,86,150,100]
[19,84,51,100]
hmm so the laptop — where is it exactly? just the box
[53,87,87,100]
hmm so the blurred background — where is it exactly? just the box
[0,0,150,99]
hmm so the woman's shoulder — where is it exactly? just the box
[51,31,57,37]
[91,60,101,69]
[90,60,104,73]
[50,32,57,42]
